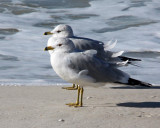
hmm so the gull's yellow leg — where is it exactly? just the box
[66,85,80,106]
[79,87,84,107]
[62,84,78,90]
[66,86,84,107]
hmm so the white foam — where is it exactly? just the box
[0,0,160,86]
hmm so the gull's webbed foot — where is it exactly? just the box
[65,86,84,107]
[62,84,78,90]
[66,102,82,107]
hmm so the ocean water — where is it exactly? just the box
[0,0,160,86]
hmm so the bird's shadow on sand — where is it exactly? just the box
[110,86,160,89]
[85,102,160,108]
[85,86,160,108]
[117,102,160,108]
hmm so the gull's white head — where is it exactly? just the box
[44,24,74,38]
[44,38,75,53]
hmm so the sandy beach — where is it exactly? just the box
[0,85,160,128]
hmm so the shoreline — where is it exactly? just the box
[0,85,160,128]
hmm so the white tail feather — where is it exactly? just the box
[116,60,128,66]
[104,40,117,51]
[104,40,113,49]
[112,51,124,58]
[106,40,112,46]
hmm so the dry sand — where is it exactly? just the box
[0,85,160,128]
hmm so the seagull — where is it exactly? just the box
[44,24,141,89]
[44,24,141,63]
[44,38,152,107]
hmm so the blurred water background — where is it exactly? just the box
[0,0,160,86]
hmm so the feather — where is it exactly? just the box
[112,51,124,58]
[116,60,129,66]
[104,40,117,51]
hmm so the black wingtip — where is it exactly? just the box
[128,78,152,87]
[119,56,141,62]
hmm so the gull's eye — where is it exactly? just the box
[58,44,62,46]
[57,30,61,33]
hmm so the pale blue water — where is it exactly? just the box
[0,0,160,86]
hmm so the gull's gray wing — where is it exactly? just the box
[69,37,126,65]
[69,36,107,59]
[69,37,141,65]
[70,36,104,51]
[68,50,130,83]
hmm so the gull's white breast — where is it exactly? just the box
[50,52,97,86]
[50,52,77,83]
